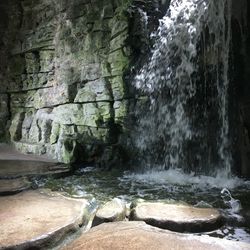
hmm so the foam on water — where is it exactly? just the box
[123,169,248,190]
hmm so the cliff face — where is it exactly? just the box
[0,0,135,165]
[0,0,166,166]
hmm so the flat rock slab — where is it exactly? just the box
[0,177,31,195]
[0,160,70,178]
[92,198,126,227]
[0,143,56,162]
[130,202,223,233]
[62,221,250,250]
[0,190,90,249]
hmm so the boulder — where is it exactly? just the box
[92,198,126,226]
[62,221,250,250]
[0,190,91,249]
[74,78,112,103]
[130,202,224,233]
[0,143,71,184]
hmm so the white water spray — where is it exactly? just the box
[133,0,233,176]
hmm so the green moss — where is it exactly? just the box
[77,126,109,144]
[108,49,129,76]
[114,0,133,18]
[50,122,60,144]
[114,100,128,124]
[61,138,77,164]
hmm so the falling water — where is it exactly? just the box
[133,0,233,176]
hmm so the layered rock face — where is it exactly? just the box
[0,0,133,164]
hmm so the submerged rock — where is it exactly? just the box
[92,198,127,227]
[0,190,91,249]
[130,202,224,233]
[62,221,250,250]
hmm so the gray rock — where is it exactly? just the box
[56,137,77,164]
[0,94,9,140]
[50,122,60,144]
[74,78,112,102]
[81,63,102,82]
[0,94,9,119]
[0,190,91,249]
[114,100,128,123]
[110,76,127,100]
[33,84,71,109]
[39,50,55,72]
[53,104,83,125]
[9,112,25,141]
[1,0,132,164]
[53,102,111,127]
[13,141,47,156]
[0,177,31,195]
[25,52,40,74]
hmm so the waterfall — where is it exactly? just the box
[133,0,233,176]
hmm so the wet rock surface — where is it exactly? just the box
[0,177,31,195]
[0,190,91,249]
[62,221,250,250]
[92,198,127,227]
[0,0,136,165]
[130,202,223,233]
[0,160,70,178]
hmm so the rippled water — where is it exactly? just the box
[37,166,250,242]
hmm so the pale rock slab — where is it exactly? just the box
[130,202,224,233]
[62,221,250,250]
[0,190,91,249]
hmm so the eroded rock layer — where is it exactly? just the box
[0,0,134,164]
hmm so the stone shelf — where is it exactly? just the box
[0,190,91,249]
[62,221,250,250]
[0,177,31,195]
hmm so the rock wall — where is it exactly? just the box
[0,1,21,141]
[0,0,133,164]
[231,0,250,176]
[0,0,166,166]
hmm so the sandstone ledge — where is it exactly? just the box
[0,177,31,195]
[0,190,91,249]
[130,202,224,233]
[0,160,70,178]
[92,198,126,227]
[62,221,250,250]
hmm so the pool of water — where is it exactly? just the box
[36,166,250,243]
